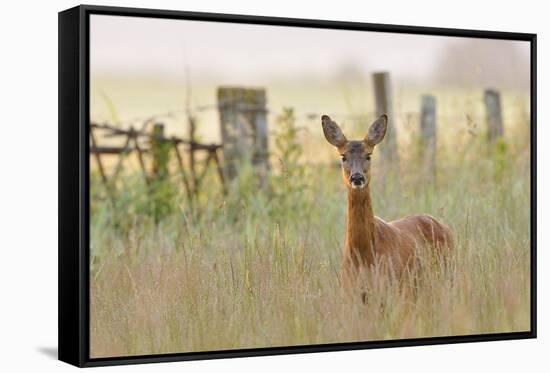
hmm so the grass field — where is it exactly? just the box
[89,81,531,358]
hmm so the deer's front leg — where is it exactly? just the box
[340,256,368,303]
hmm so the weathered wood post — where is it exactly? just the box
[149,123,174,222]
[484,89,504,142]
[150,123,169,179]
[187,115,198,193]
[372,72,399,164]
[420,95,437,180]
[217,87,269,183]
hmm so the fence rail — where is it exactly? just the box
[90,121,225,205]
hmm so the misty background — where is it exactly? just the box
[91,15,529,86]
[90,14,530,144]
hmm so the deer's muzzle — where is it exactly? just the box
[349,173,366,188]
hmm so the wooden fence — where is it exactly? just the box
[90,122,224,204]
[90,77,507,205]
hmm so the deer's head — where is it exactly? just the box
[321,114,388,189]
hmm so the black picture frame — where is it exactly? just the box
[58,4,537,368]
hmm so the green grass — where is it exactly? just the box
[89,87,531,358]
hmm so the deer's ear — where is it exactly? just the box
[365,114,388,146]
[321,115,347,148]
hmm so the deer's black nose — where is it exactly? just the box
[350,173,366,186]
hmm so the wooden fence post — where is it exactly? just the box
[150,123,169,179]
[420,95,437,180]
[188,115,198,193]
[484,89,504,142]
[372,72,399,164]
[217,87,269,183]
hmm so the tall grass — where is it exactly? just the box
[89,93,531,358]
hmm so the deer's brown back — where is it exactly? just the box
[373,214,453,274]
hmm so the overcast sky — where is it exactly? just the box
[90,14,530,86]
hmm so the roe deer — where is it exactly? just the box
[321,114,453,299]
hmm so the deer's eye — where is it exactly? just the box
[366,154,371,161]
[341,155,347,162]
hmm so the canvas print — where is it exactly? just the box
[89,14,531,358]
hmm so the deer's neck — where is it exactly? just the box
[345,187,376,266]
